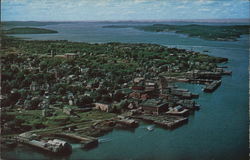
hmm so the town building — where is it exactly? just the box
[94,103,111,112]
[140,99,168,114]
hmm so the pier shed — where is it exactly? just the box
[140,99,168,114]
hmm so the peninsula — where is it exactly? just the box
[1,35,231,154]
[103,24,250,41]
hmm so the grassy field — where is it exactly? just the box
[3,108,116,135]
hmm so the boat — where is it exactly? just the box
[146,125,154,131]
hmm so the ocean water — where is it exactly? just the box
[2,22,249,160]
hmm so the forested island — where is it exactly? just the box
[1,35,231,152]
[3,27,58,34]
[104,24,250,41]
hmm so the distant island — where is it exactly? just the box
[3,27,58,34]
[103,24,250,41]
[2,21,64,27]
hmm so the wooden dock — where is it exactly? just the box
[189,79,213,85]
[52,133,98,149]
[116,118,139,128]
[222,70,232,75]
[132,114,188,129]
[16,135,72,155]
[203,80,221,93]
[166,109,189,117]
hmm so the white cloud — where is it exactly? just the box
[176,5,187,9]
[222,2,232,6]
[2,0,249,21]
[198,8,210,12]
[196,0,214,4]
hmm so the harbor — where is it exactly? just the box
[1,109,191,155]
[1,19,248,160]
[0,66,232,156]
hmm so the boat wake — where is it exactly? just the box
[137,125,155,139]
[98,138,112,143]
[141,125,155,131]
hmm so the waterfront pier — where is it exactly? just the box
[16,133,72,155]
[52,133,98,149]
[203,80,222,92]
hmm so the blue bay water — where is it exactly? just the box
[3,22,249,160]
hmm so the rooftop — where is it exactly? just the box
[140,99,167,107]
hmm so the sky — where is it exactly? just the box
[1,0,250,21]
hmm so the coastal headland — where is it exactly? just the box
[103,24,250,41]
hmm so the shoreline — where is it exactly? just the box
[0,19,247,159]
[1,34,233,156]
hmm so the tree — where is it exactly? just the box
[9,91,21,104]
[10,79,19,89]
[1,91,20,107]
[19,89,29,99]
[21,78,31,88]
[16,72,25,81]
[39,61,48,71]
[68,85,84,94]
[113,91,124,102]
[49,95,59,104]
[111,100,127,113]
[2,71,13,81]
[29,97,41,110]
[102,95,112,103]
[77,96,93,106]
[2,81,11,94]
[116,76,126,84]
[58,87,66,95]
[97,88,108,95]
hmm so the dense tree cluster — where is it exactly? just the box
[1,36,226,109]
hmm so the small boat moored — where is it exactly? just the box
[146,125,154,131]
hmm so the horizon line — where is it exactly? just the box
[2,18,250,23]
